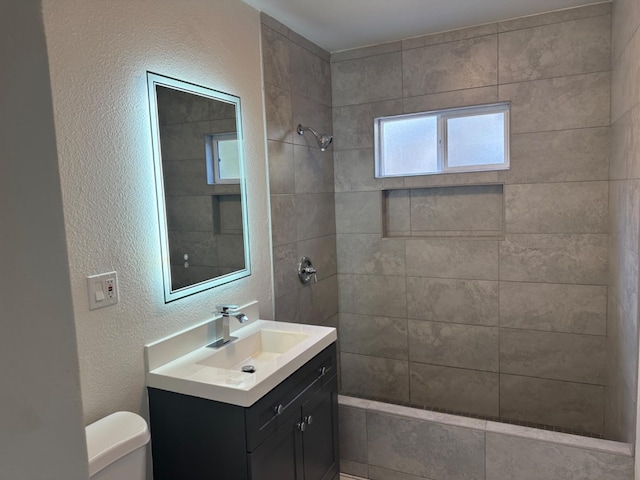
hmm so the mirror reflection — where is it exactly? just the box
[148,73,250,302]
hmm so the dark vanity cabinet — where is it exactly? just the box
[148,343,339,480]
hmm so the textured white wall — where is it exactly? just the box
[42,0,273,424]
[0,1,88,478]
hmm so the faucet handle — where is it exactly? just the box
[216,304,240,314]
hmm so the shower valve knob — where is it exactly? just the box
[297,257,318,284]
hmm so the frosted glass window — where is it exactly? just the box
[447,113,505,168]
[380,115,438,176]
[375,103,509,177]
[217,138,240,180]
[206,133,240,184]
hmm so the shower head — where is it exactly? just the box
[297,124,333,151]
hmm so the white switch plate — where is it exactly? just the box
[87,271,119,310]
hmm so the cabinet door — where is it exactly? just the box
[301,375,339,480]
[248,413,302,480]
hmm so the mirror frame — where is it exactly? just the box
[147,72,251,303]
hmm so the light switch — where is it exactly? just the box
[95,287,105,302]
[87,271,119,310]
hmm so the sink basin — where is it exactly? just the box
[198,329,310,371]
[145,319,336,407]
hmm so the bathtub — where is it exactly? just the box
[338,395,634,480]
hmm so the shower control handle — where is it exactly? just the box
[297,257,318,284]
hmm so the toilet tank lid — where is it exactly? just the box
[86,411,150,476]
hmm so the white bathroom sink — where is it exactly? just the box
[197,329,311,370]
[145,319,336,407]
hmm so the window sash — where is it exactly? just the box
[375,103,510,178]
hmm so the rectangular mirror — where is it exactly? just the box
[147,72,250,303]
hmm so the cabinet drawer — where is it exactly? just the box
[245,343,336,451]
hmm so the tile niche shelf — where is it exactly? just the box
[382,184,505,240]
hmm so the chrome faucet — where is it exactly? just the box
[207,304,249,348]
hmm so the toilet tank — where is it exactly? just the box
[86,411,150,480]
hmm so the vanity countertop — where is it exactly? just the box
[145,317,337,407]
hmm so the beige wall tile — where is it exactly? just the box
[296,275,339,324]
[264,83,293,143]
[295,193,336,241]
[338,273,407,317]
[406,238,499,280]
[403,171,500,188]
[340,313,408,360]
[337,234,406,276]
[410,363,499,416]
[505,181,608,234]
[367,412,485,480]
[499,234,608,284]
[499,281,607,335]
[407,277,499,326]
[273,243,299,296]
[335,191,382,234]
[332,52,402,107]
[608,237,638,317]
[500,329,606,385]
[500,72,610,133]
[485,433,633,480]
[267,140,294,194]
[499,15,610,83]
[612,0,640,62]
[333,99,403,151]
[294,144,334,194]
[607,296,639,405]
[410,185,503,234]
[610,110,631,181]
[403,86,498,114]
[611,29,640,123]
[500,374,605,435]
[341,353,409,402]
[334,149,404,193]
[339,405,368,464]
[262,25,290,90]
[384,189,411,236]
[403,35,498,97]
[290,42,332,107]
[408,320,499,371]
[500,127,609,184]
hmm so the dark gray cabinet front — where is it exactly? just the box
[148,343,339,480]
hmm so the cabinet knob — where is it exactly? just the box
[274,404,284,416]
[304,415,313,425]
[297,421,307,432]
[319,366,327,377]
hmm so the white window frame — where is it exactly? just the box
[375,102,510,178]
[205,132,240,184]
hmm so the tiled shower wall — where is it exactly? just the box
[607,0,640,443]
[261,14,339,328]
[332,4,612,436]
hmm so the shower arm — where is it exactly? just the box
[297,124,333,151]
[297,124,321,138]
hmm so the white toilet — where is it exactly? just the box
[85,411,150,480]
